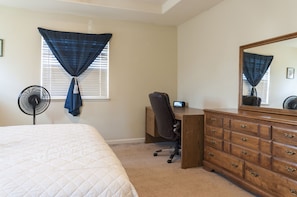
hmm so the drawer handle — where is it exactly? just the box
[241,137,248,142]
[240,124,247,128]
[210,140,216,145]
[211,130,216,133]
[208,152,214,157]
[286,166,297,173]
[210,118,217,121]
[231,163,238,168]
[285,133,295,138]
[249,170,259,177]
[286,150,296,156]
[241,151,248,155]
[290,189,297,196]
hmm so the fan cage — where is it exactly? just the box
[283,95,297,110]
[18,85,51,115]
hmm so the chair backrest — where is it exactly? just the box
[148,92,178,141]
[242,95,261,106]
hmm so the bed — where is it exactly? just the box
[0,124,138,197]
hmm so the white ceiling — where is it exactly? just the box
[0,0,224,26]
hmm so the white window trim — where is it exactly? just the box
[40,38,110,100]
[242,68,270,105]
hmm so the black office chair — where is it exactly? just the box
[242,95,261,106]
[148,92,181,163]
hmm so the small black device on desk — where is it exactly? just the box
[173,101,185,108]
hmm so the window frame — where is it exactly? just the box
[242,68,270,105]
[40,38,110,100]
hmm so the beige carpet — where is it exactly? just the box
[110,142,255,197]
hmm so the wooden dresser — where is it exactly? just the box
[204,108,297,197]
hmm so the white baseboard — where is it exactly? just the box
[106,138,145,145]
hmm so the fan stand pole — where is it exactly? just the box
[33,107,36,125]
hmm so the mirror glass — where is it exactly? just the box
[239,32,297,116]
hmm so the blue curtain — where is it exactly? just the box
[243,52,273,96]
[38,27,112,116]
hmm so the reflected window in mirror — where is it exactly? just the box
[242,52,274,106]
[242,68,270,105]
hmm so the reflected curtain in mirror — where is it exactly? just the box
[243,52,273,97]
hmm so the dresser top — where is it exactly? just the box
[204,108,297,126]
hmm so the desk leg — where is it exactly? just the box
[181,115,204,169]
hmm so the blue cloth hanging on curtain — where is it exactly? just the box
[243,52,273,96]
[38,27,112,116]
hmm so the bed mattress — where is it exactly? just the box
[0,124,138,197]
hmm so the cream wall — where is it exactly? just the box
[0,6,177,141]
[178,0,297,109]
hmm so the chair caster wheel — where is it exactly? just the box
[167,159,172,163]
[153,153,158,156]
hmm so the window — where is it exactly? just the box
[242,68,270,105]
[41,38,109,99]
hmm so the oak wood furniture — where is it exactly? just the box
[204,108,297,197]
[145,106,204,169]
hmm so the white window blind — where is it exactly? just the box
[41,38,109,99]
[242,68,270,105]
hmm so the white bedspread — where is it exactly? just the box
[0,124,138,197]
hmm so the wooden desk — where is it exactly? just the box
[145,106,204,169]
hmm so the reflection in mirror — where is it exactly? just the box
[240,33,297,116]
[242,52,273,107]
[283,95,297,109]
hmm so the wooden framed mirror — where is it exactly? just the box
[239,32,297,117]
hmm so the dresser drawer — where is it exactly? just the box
[205,125,223,139]
[260,139,272,155]
[223,118,231,129]
[273,127,297,146]
[245,162,275,195]
[273,158,297,180]
[260,154,272,169]
[205,114,223,127]
[204,147,244,177]
[231,119,258,136]
[224,141,231,153]
[259,124,272,139]
[224,129,231,141]
[231,132,259,150]
[245,162,297,197]
[231,144,259,164]
[205,136,223,150]
[273,142,297,163]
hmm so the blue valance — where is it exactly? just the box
[243,52,273,96]
[38,27,112,116]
